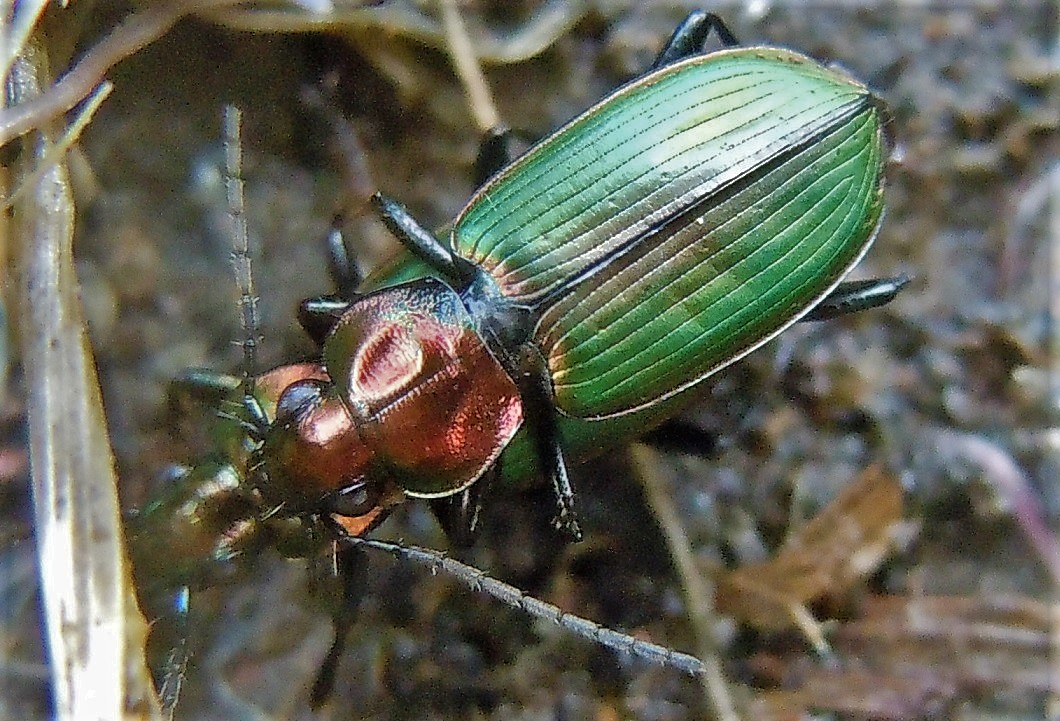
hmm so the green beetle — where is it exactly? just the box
[325,12,900,542]
[157,11,903,552]
[133,12,905,707]
[145,12,904,559]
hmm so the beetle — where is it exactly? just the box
[130,9,906,707]
[250,10,903,545]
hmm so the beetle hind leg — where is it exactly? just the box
[801,275,910,323]
[474,125,514,187]
[641,418,720,457]
[652,10,740,70]
[324,216,363,300]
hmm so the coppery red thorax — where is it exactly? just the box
[256,278,523,535]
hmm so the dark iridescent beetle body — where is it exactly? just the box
[262,22,896,542]
[131,11,905,706]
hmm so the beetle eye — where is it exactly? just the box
[275,380,325,424]
[326,480,379,517]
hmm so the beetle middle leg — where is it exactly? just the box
[428,464,498,548]
[652,10,740,70]
[520,344,582,542]
[307,541,368,708]
[473,11,744,186]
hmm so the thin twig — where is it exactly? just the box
[1,0,51,82]
[932,429,1060,583]
[631,443,740,721]
[209,0,586,64]
[0,0,241,147]
[439,0,501,133]
[2,81,112,210]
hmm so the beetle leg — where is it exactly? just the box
[371,193,479,289]
[520,345,583,541]
[308,541,368,709]
[801,275,910,322]
[298,295,352,347]
[641,418,720,457]
[297,216,365,347]
[474,125,514,187]
[428,463,496,548]
[166,368,271,440]
[240,393,270,441]
[156,586,190,715]
[324,216,363,300]
[168,368,241,413]
[652,10,740,70]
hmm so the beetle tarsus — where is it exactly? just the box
[652,10,740,70]
[547,439,582,541]
[519,346,583,541]
[551,485,583,542]
[156,586,190,715]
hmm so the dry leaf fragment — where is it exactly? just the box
[716,465,904,639]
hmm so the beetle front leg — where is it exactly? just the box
[652,10,740,70]
[324,216,363,300]
[428,464,497,548]
[298,296,352,347]
[308,541,368,709]
[520,345,582,542]
[295,217,364,347]
[168,368,242,412]
[801,275,910,323]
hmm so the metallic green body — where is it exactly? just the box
[366,47,886,483]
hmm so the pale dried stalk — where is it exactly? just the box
[0,0,243,148]
[631,443,741,721]
[6,40,161,721]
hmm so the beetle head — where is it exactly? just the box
[255,366,402,535]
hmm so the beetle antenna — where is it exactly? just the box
[349,537,708,677]
[223,105,261,402]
